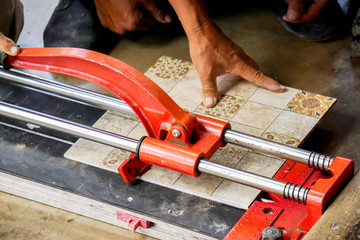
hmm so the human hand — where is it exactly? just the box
[93,0,172,35]
[0,32,19,56]
[188,21,285,107]
[283,0,330,23]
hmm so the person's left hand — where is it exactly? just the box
[283,0,330,23]
[0,32,19,56]
[188,21,286,107]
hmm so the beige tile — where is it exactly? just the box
[236,152,284,178]
[127,123,147,139]
[108,110,139,121]
[211,180,261,209]
[173,173,223,196]
[195,95,245,120]
[218,74,259,99]
[64,139,114,166]
[285,90,336,118]
[249,87,298,108]
[262,110,319,146]
[92,112,139,134]
[229,121,264,137]
[210,144,248,167]
[64,112,138,165]
[141,166,181,186]
[144,56,193,92]
[168,67,203,111]
[101,148,131,172]
[231,102,282,129]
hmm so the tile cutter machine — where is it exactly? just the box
[0,48,354,239]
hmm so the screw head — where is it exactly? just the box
[261,227,283,240]
[172,129,181,138]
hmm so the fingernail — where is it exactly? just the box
[164,14,172,23]
[10,46,18,55]
[204,97,217,108]
[277,84,287,92]
[289,10,299,21]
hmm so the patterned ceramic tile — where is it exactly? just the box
[195,94,245,120]
[211,180,261,209]
[285,91,336,118]
[249,87,298,109]
[101,148,130,172]
[235,152,285,178]
[217,73,259,99]
[168,68,203,111]
[262,132,301,147]
[144,56,193,92]
[229,121,264,137]
[263,110,319,146]
[231,102,282,129]
[64,56,337,210]
[173,173,223,196]
[210,144,248,167]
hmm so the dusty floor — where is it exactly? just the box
[1,0,360,239]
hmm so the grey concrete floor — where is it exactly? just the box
[1,0,360,239]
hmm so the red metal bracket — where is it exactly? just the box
[8,48,229,182]
[117,212,150,232]
[225,156,354,239]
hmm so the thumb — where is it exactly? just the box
[200,73,218,108]
[0,32,19,56]
[141,1,172,24]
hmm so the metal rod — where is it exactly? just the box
[0,67,134,115]
[0,101,310,204]
[0,101,138,152]
[198,159,310,204]
[224,129,334,172]
[0,68,334,171]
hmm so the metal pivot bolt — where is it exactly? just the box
[261,227,284,240]
[172,129,181,138]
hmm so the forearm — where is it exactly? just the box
[168,0,214,39]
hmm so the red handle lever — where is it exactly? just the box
[8,48,229,182]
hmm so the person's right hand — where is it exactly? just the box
[0,32,19,56]
[93,0,172,35]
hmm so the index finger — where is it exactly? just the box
[231,61,286,92]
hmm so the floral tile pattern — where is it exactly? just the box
[145,56,193,92]
[65,56,336,210]
[285,91,336,118]
[101,148,131,171]
[262,132,301,147]
[195,94,245,120]
[146,56,192,81]
[210,144,248,167]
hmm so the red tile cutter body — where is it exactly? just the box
[1,48,354,239]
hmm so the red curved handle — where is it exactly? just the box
[8,47,195,140]
[8,48,229,182]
